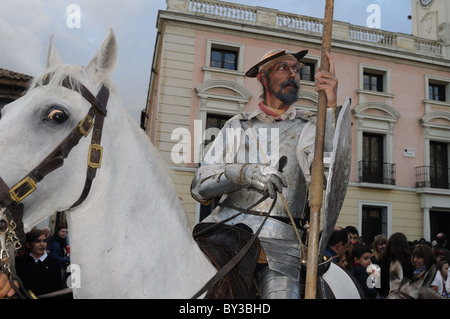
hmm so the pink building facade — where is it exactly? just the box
[144,0,450,245]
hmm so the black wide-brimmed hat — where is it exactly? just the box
[245,49,308,78]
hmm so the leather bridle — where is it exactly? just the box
[0,73,109,240]
[0,74,109,298]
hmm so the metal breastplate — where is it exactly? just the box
[221,118,308,220]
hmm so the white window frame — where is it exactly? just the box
[353,101,400,185]
[420,111,450,168]
[358,200,392,239]
[204,39,245,76]
[358,63,391,93]
[299,55,319,83]
[424,74,450,111]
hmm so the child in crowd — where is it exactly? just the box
[431,258,449,298]
[351,243,379,299]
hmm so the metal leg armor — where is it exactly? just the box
[258,237,302,299]
[259,267,301,299]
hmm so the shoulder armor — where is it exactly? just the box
[296,109,317,123]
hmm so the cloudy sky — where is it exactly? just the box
[0,0,412,124]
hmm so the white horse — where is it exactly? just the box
[0,30,362,299]
[0,29,216,298]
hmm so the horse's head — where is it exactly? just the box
[0,29,118,230]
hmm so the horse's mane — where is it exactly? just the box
[28,64,116,94]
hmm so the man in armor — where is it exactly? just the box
[191,49,348,298]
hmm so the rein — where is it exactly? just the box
[0,74,110,298]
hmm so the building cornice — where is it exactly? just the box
[158,8,450,71]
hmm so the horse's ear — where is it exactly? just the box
[85,28,117,81]
[46,34,63,68]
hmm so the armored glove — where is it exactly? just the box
[224,163,287,198]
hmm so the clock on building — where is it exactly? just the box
[420,0,433,7]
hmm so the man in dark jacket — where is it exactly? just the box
[434,233,450,258]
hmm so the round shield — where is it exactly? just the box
[319,98,352,257]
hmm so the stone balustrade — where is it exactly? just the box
[166,0,447,59]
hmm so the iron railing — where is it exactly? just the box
[358,160,396,185]
[415,166,450,189]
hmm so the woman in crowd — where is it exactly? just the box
[15,228,63,296]
[371,234,387,264]
[379,232,414,298]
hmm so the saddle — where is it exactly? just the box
[193,222,261,299]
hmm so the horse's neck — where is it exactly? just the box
[67,108,216,298]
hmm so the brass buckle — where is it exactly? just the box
[9,177,36,203]
[88,144,103,169]
[78,114,94,137]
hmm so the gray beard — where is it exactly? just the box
[268,79,300,106]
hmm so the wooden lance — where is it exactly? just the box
[304,0,335,299]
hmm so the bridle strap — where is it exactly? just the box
[71,84,109,208]
[60,76,107,116]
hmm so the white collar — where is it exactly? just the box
[29,251,48,263]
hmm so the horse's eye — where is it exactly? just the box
[47,109,68,123]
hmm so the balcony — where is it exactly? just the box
[415,166,450,189]
[358,160,396,185]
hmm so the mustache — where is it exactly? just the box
[280,79,300,90]
[274,79,300,105]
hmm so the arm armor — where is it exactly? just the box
[190,164,239,205]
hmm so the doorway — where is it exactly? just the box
[430,210,450,250]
